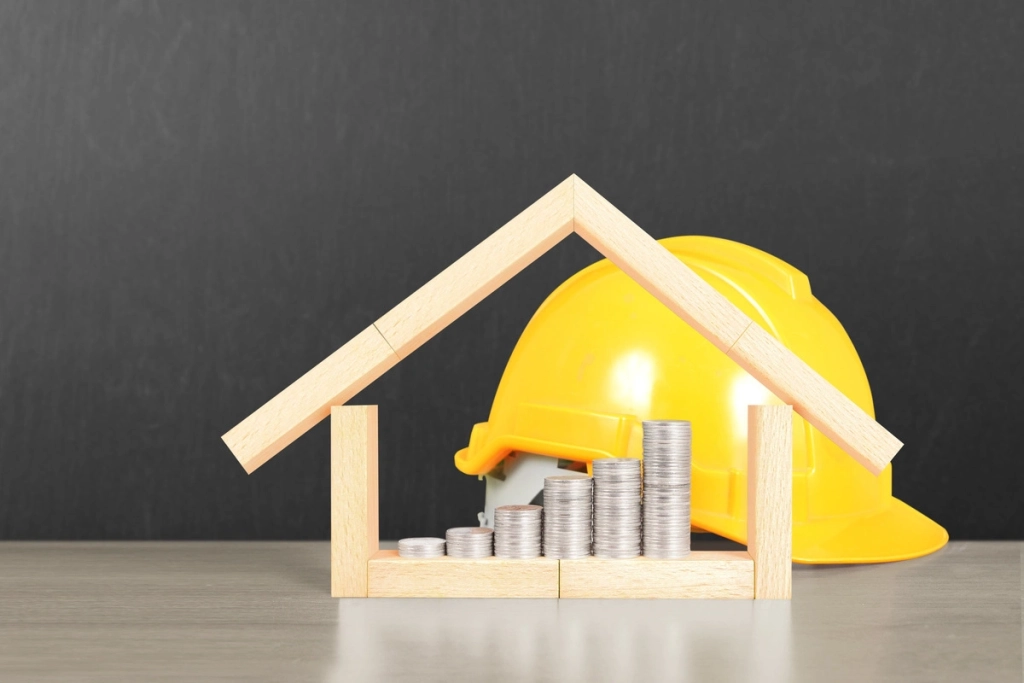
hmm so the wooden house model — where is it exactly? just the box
[222,175,902,600]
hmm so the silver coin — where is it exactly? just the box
[445,526,494,558]
[641,420,692,558]
[494,505,543,559]
[592,458,642,559]
[397,537,446,558]
[542,474,592,559]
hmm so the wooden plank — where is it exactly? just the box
[559,552,754,599]
[747,405,793,600]
[730,325,901,475]
[332,406,379,598]
[374,176,575,359]
[223,326,398,474]
[367,550,559,598]
[572,176,752,353]
[571,175,902,474]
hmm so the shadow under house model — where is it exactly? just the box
[222,175,903,600]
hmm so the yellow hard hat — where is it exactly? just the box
[455,236,947,564]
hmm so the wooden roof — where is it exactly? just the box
[223,175,902,475]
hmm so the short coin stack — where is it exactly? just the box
[493,505,543,559]
[445,527,494,558]
[641,420,692,558]
[592,458,642,558]
[397,537,446,558]
[542,474,593,559]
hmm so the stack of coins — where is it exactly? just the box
[397,537,446,558]
[641,420,692,558]
[445,527,494,558]
[493,505,543,559]
[592,458,642,558]
[542,474,593,559]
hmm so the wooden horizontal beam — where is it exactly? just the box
[367,550,560,598]
[572,176,901,474]
[559,553,754,599]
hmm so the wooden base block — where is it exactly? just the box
[559,552,754,599]
[367,550,560,598]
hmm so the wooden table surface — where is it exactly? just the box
[0,541,1019,682]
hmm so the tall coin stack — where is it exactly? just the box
[397,537,446,558]
[592,458,642,558]
[445,527,494,558]
[641,420,692,558]
[542,474,593,559]
[493,505,543,559]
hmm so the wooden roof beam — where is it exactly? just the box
[572,176,902,474]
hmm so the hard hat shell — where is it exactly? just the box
[455,236,947,564]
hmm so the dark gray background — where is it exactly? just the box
[1,1,1021,540]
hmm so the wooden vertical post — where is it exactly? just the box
[331,405,379,597]
[747,404,793,599]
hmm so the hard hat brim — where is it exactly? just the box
[699,495,948,564]
[789,496,950,565]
